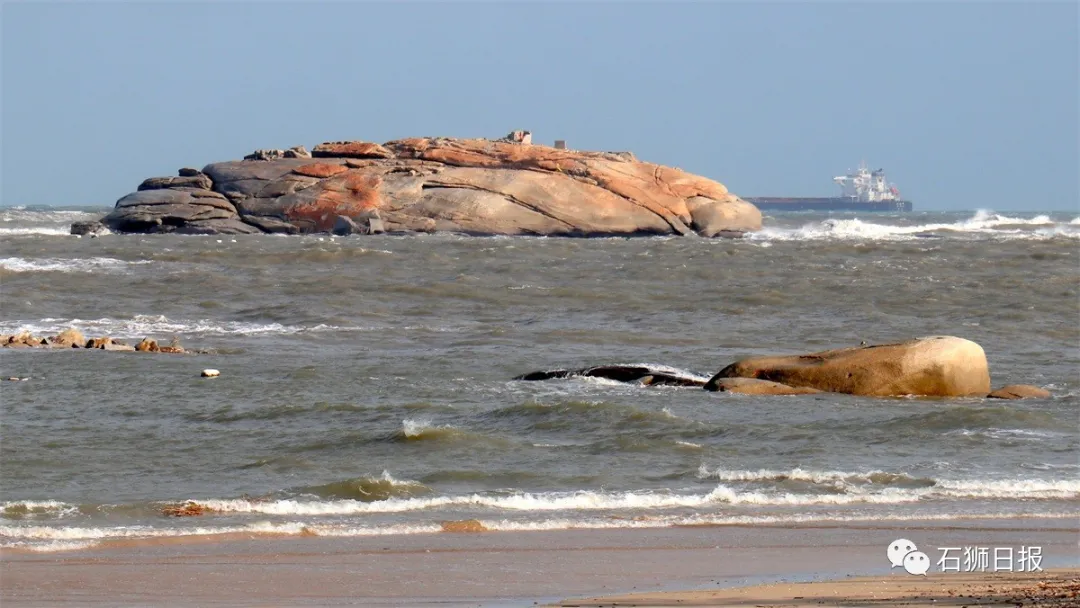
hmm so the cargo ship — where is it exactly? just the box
[745,162,913,212]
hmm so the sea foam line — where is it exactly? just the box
[4,510,1078,553]
[750,211,1080,242]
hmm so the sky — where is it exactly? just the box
[2,1,1077,211]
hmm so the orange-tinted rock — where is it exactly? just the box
[440,519,488,533]
[292,163,349,179]
[135,338,159,352]
[312,141,395,159]
[283,171,382,232]
[163,502,207,517]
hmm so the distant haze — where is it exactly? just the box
[2,2,1077,211]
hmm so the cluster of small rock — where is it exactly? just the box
[1,329,188,354]
[243,145,312,161]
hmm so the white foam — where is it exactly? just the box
[751,210,1080,242]
[0,500,80,519]
[0,257,149,273]
[0,315,370,338]
[6,510,1078,553]
[0,227,74,236]
[172,477,1080,516]
[696,467,1080,500]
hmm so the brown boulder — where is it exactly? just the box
[48,328,86,348]
[134,338,159,352]
[707,336,991,397]
[705,377,822,395]
[987,384,1051,399]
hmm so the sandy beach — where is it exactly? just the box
[2,518,1077,606]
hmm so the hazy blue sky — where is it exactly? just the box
[2,1,1077,211]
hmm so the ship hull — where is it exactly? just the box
[745,197,913,212]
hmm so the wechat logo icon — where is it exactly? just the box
[888,538,930,576]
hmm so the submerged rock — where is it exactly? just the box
[97,136,762,237]
[987,384,1050,399]
[707,336,991,397]
[514,365,706,387]
[704,377,822,395]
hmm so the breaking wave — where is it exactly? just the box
[752,211,1080,242]
[0,315,370,338]
[0,257,149,273]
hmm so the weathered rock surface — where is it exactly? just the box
[98,136,762,236]
[987,384,1051,399]
[102,186,262,235]
[707,336,991,397]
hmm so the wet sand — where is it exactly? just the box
[558,569,1080,607]
[2,519,1077,606]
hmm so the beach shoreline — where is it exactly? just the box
[3,517,1077,606]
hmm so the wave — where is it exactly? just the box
[0,227,77,236]
[153,478,1080,517]
[696,466,936,489]
[4,509,1077,553]
[293,471,430,501]
[0,257,150,273]
[752,210,1080,242]
[0,315,370,338]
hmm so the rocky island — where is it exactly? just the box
[86,132,762,237]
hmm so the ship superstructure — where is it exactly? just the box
[746,162,913,212]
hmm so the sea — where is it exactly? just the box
[1,207,1078,553]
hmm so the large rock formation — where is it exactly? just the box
[705,336,992,397]
[100,136,762,237]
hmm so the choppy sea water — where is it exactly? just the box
[1,207,1078,552]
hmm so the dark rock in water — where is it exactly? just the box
[70,221,109,236]
[514,365,705,387]
[103,136,762,236]
[241,214,300,235]
[332,215,362,236]
[913,232,943,239]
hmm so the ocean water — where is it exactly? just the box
[1,207,1078,552]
